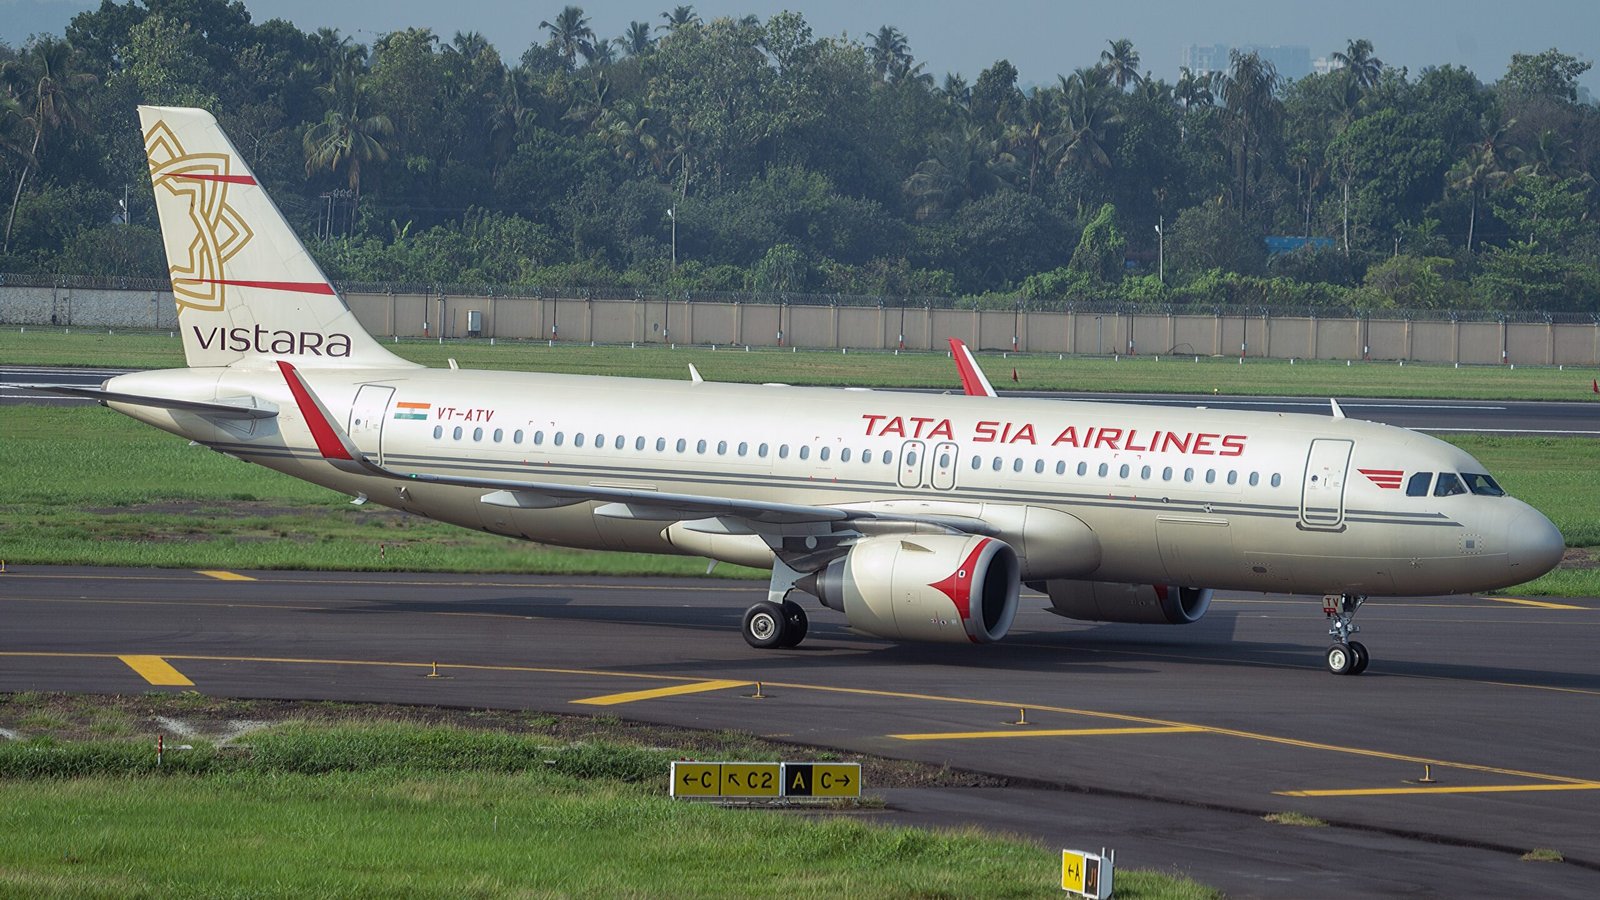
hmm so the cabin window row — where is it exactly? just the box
[964,455,1281,488]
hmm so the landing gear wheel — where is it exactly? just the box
[1326,642,1355,675]
[776,600,808,648]
[742,601,789,649]
[1348,640,1369,675]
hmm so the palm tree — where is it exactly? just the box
[303,66,394,232]
[2,37,96,254]
[539,6,595,68]
[940,74,971,113]
[1515,128,1574,179]
[1053,66,1121,199]
[657,6,700,34]
[578,37,616,68]
[622,21,654,57]
[1005,87,1060,195]
[1218,50,1281,217]
[1100,39,1142,90]
[1331,38,1383,93]
[1448,116,1516,253]
[1174,67,1214,109]
[868,26,910,83]
[904,124,1008,221]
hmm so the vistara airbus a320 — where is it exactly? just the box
[48,107,1565,675]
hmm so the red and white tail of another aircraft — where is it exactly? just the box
[56,107,1566,675]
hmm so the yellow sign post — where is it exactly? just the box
[670,761,863,801]
[783,763,861,798]
[670,762,722,798]
[1061,848,1114,898]
[720,763,783,798]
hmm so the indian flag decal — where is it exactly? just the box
[393,401,430,421]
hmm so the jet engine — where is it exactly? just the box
[806,534,1020,643]
[1040,579,1213,625]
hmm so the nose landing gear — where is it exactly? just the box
[1323,593,1369,675]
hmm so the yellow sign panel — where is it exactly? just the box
[721,763,782,797]
[670,762,721,798]
[784,763,861,798]
[1061,849,1110,898]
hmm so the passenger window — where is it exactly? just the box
[1463,473,1505,496]
[514,429,524,443]
[992,457,1002,471]
[655,437,665,451]
[634,436,645,450]
[739,442,749,457]
[860,448,870,463]
[1434,473,1466,497]
[1118,464,1130,479]
[1097,463,1109,478]
[1406,472,1432,496]
[882,452,893,466]
[820,447,830,461]
[1248,472,1259,486]
[1056,461,1066,475]
[593,433,603,447]
[1077,462,1088,477]
[842,448,852,463]
[1184,468,1194,483]
[1013,458,1024,473]
[534,431,544,445]
[615,435,625,450]
[779,444,789,459]
[1205,469,1215,484]
[696,439,707,454]
[432,425,442,439]
[760,443,770,458]
[799,446,810,460]
[1034,460,1044,474]
[453,426,463,440]
[717,440,727,455]
[904,450,916,466]
[1141,465,1151,480]
[574,433,584,448]
[1271,473,1282,487]
[1226,470,1237,485]
[493,429,503,442]
[676,438,687,453]
[971,456,982,470]
[1163,466,1173,481]
[473,427,483,441]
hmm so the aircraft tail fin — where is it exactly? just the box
[948,338,998,397]
[138,106,415,370]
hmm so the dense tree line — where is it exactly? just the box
[2,1,1597,312]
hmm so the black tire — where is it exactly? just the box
[1326,642,1355,675]
[1349,640,1369,675]
[742,601,788,649]
[777,600,808,648]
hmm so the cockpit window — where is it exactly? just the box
[1433,473,1466,497]
[1406,472,1432,497]
[1461,473,1505,497]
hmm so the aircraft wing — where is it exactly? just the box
[276,362,996,536]
[16,383,279,419]
[948,338,997,397]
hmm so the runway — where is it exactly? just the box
[3,566,1599,897]
[5,364,1599,434]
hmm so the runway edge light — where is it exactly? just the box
[1061,847,1113,898]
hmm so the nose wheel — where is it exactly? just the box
[1323,594,1370,675]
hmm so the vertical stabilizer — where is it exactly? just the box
[138,106,415,370]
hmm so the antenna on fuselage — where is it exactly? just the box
[1329,398,1346,419]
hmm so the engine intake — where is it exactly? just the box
[1041,579,1213,625]
[807,534,1020,643]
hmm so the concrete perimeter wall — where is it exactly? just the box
[5,284,1599,366]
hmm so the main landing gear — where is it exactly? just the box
[741,599,808,649]
[1322,593,1369,676]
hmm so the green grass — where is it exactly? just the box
[0,718,1217,899]
[1,404,1595,593]
[4,325,1599,400]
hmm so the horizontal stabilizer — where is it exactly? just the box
[21,384,277,419]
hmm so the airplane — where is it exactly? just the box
[44,106,1566,675]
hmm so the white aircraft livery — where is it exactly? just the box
[59,107,1566,675]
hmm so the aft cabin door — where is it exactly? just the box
[348,385,395,464]
[1300,438,1353,529]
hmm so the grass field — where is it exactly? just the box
[0,693,1217,899]
[4,326,1599,400]
[0,404,1593,594]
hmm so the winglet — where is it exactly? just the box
[688,364,704,384]
[948,338,997,397]
[277,361,377,472]
[1329,398,1346,419]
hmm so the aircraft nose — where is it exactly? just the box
[1505,507,1564,579]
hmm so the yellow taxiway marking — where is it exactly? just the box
[4,651,1594,790]
[571,679,751,706]
[1278,783,1600,798]
[892,725,1202,741]
[117,655,194,686]
[196,570,256,581]
[1481,596,1585,610]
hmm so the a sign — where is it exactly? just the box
[783,763,861,798]
[720,763,782,798]
[1061,848,1114,898]
[670,761,863,800]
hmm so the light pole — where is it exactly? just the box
[668,207,677,274]
[1154,217,1164,284]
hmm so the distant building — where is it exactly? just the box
[1182,43,1312,81]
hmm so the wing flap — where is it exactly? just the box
[21,384,278,419]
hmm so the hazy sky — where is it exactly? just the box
[5,0,1597,93]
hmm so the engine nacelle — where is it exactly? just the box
[808,534,1020,643]
[1040,579,1213,625]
